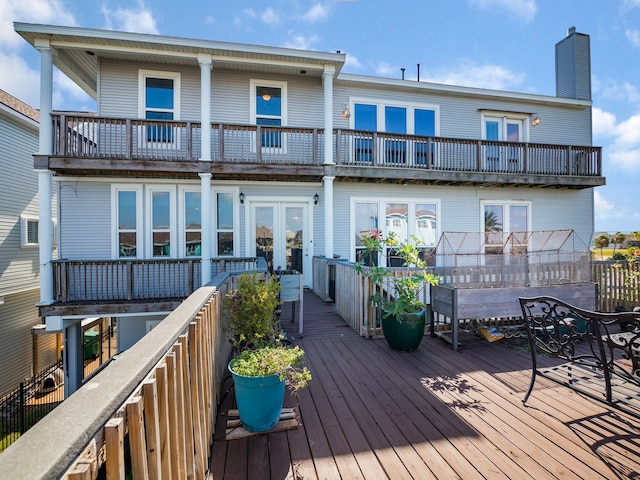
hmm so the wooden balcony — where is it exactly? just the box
[38,114,604,189]
[41,257,261,317]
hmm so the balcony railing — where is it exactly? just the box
[51,114,602,177]
[52,257,260,303]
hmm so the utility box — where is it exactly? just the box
[83,330,100,359]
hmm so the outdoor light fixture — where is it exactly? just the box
[262,93,271,101]
[313,193,319,205]
[342,102,350,118]
[239,192,245,204]
[531,115,540,127]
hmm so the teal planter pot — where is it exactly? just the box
[229,361,285,432]
[381,308,426,352]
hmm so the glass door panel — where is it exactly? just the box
[255,206,274,272]
[285,206,304,273]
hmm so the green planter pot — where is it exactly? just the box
[229,361,285,432]
[381,308,426,352]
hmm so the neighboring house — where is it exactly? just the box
[0,89,58,396]
[15,24,603,393]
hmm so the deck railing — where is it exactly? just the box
[0,268,273,478]
[52,114,602,177]
[52,257,259,303]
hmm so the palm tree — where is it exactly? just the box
[594,233,610,259]
[611,232,626,255]
[484,210,503,232]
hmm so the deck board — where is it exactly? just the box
[210,291,640,479]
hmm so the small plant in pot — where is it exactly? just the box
[356,229,440,351]
[224,273,311,432]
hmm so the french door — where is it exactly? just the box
[250,202,311,285]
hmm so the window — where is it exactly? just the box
[216,192,235,256]
[481,111,527,171]
[112,186,142,258]
[182,189,201,257]
[354,200,439,265]
[351,100,439,165]
[251,80,287,150]
[482,202,530,254]
[147,188,175,258]
[20,215,38,246]
[139,70,180,143]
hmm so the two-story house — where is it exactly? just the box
[15,23,603,393]
[0,89,59,396]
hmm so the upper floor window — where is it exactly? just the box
[351,99,439,166]
[139,70,181,142]
[250,79,287,149]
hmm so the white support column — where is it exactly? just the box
[38,171,54,304]
[322,66,335,166]
[36,40,54,305]
[200,173,212,284]
[198,55,213,285]
[198,54,212,161]
[323,176,335,259]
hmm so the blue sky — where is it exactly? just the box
[1,0,639,233]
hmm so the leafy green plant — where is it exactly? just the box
[356,229,440,322]
[224,273,281,352]
[229,344,311,391]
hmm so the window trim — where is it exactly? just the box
[138,70,181,148]
[481,200,532,254]
[146,186,176,258]
[250,79,288,153]
[111,185,143,259]
[480,110,529,142]
[213,187,240,257]
[179,186,202,258]
[20,215,39,247]
[350,198,441,263]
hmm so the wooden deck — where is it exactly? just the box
[209,291,640,479]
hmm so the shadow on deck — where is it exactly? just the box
[210,291,640,479]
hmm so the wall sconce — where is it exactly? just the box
[342,102,350,118]
[313,193,319,205]
[531,115,540,127]
[239,192,245,204]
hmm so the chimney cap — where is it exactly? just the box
[568,26,576,36]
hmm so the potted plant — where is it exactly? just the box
[224,273,311,432]
[356,229,440,351]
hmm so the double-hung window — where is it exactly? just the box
[139,70,180,145]
[181,189,201,257]
[251,80,286,151]
[113,185,142,258]
[482,201,530,255]
[147,187,175,257]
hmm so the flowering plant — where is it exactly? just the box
[356,229,440,322]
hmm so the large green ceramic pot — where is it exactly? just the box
[381,307,426,352]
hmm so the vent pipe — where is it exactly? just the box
[401,68,405,80]
[417,63,420,82]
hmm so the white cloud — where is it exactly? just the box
[373,62,399,77]
[469,0,537,22]
[592,108,617,137]
[599,112,640,170]
[0,0,76,48]
[594,78,640,104]
[594,190,615,218]
[627,29,640,47]
[101,1,158,34]
[283,33,319,50]
[0,51,39,106]
[423,61,525,90]
[261,7,280,26]
[344,54,362,70]
[302,3,331,23]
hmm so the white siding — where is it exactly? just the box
[0,289,58,396]
[0,110,39,295]
[116,314,166,352]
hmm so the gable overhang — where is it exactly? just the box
[14,23,347,99]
